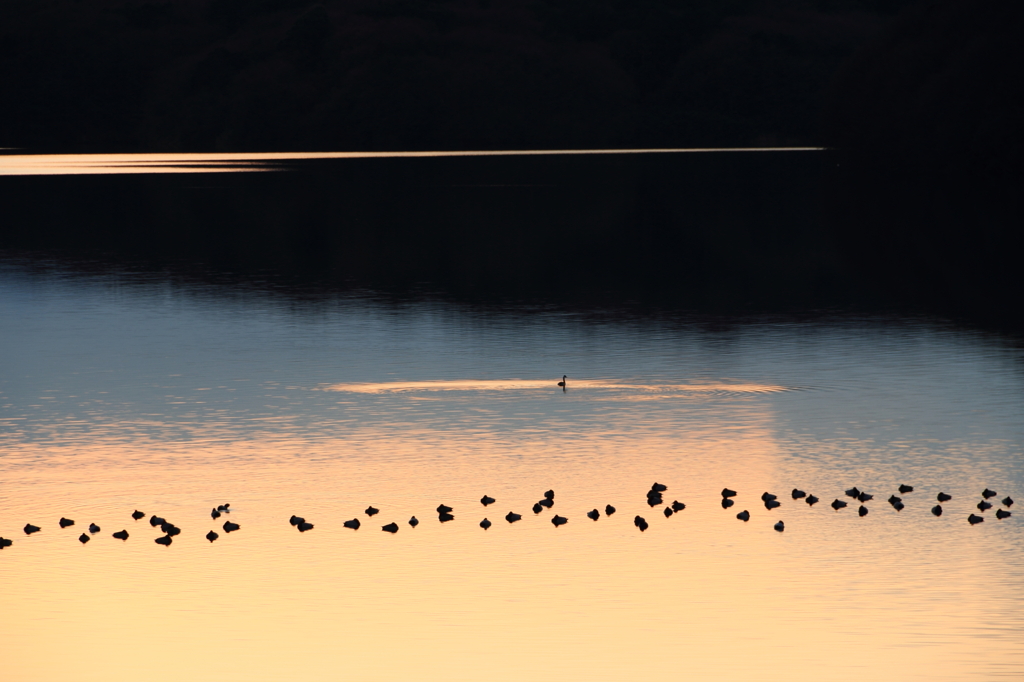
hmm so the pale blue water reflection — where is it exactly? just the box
[1,261,1022,682]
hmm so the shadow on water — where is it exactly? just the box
[0,149,1020,329]
[1,151,834,303]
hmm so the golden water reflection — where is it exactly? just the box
[2,420,1021,682]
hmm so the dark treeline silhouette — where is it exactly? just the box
[0,0,1021,326]
[1,0,913,151]
[823,0,1023,324]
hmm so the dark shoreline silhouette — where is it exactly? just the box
[1,0,1020,328]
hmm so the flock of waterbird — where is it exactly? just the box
[0,482,1014,550]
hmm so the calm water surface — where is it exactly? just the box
[1,263,1022,682]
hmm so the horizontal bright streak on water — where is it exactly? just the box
[325,379,795,395]
[0,148,824,175]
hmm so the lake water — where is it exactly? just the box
[1,259,1022,682]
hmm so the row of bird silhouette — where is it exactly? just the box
[1,484,1014,549]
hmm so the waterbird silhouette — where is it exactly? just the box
[217,505,227,512]
[651,483,668,493]
[289,515,304,526]
[996,509,1012,520]
[977,500,993,512]
[888,495,902,506]
[937,492,952,502]
[831,499,848,511]
[605,505,616,516]
[382,523,399,534]
[223,521,240,533]
[155,535,172,546]
[206,530,218,542]
[671,500,686,512]
[506,512,522,523]
[857,492,873,503]
[722,498,735,509]
[544,490,555,500]
[968,514,985,525]
[1003,497,1014,507]
[211,508,221,520]
[893,501,905,512]
[765,499,781,510]
[88,523,100,534]
[78,534,90,544]
[551,515,568,527]
[437,504,453,514]
[480,495,495,506]
[774,520,785,532]
[982,489,997,499]
[149,516,165,527]
[761,492,777,502]
[438,512,454,523]
[343,519,361,530]
[845,487,860,499]
[365,506,379,516]
[806,495,819,506]
[539,498,554,508]
[24,524,40,535]
[792,489,806,500]
[161,523,181,536]
[721,488,737,498]
[480,518,492,530]
[557,376,567,389]
[633,515,648,531]
[59,517,75,528]
[858,505,869,517]
[899,484,914,494]
[532,503,543,514]
[409,516,419,527]
[647,493,663,507]
[0,537,12,549]
[298,522,314,532]
[737,510,750,522]
[663,507,673,518]
[112,530,129,541]
[932,505,943,516]
[587,509,600,521]
[132,510,145,520]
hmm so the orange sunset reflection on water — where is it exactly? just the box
[1,271,1023,681]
